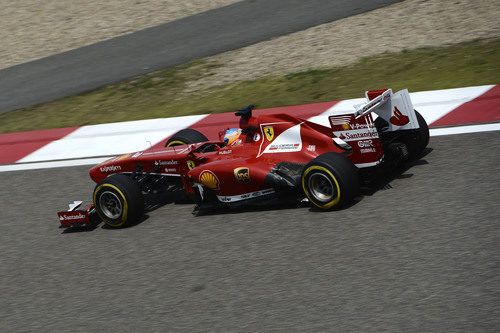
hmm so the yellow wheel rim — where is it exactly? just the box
[166,140,187,147]
[302,165,341,209]
[93,183,129,227]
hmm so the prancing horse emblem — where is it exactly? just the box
[263,126,274,141]
[186,160,196,170]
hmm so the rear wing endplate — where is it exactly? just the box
[329,89,419,168]
[357,89,419,131]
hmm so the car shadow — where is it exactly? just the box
[100,187,191,230]
[357,147,432,200]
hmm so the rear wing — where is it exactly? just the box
[359,89,419,131]
[329,89,418,168]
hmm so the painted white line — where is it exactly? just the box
[0,157,110,172]
[429,123,500,136]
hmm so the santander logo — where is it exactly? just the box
[59,213,86,221]
[390,107,410,126]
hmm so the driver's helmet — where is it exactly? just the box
[223,128,242,146]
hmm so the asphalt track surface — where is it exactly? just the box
[0,0,403,114]
[1,131,498,332]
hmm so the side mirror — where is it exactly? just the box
[235,105,254,120]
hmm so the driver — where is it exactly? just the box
[223,128,243,146]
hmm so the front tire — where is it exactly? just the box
[93,174,144,228]
[165,129,208,147]
[302,153,359,210]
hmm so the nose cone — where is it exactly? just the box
[89,155,125,183]
[89,162,107,184]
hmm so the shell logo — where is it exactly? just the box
[199,170,219,190]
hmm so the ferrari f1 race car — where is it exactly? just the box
[58,89,429,229]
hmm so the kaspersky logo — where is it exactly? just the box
[100,165,121,173]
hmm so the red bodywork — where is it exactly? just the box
[89,113,351,199]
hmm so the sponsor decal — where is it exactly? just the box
[234,167,250,183]
[263,126,274,141]
[253,133,261,142]
[186,160,196,170]
[157,160,178,165]
[331,112,383,166]
[330,115,352,125]
[217,189,275,202]
[357,140,374,148]
[259,123,303,156]
[348,123,370,130]
[334,128,379,141]
[132,152,143,158]
[307,145,316,152]
[330,114,372,129]
[59,213,86,221]
[100,165,121,173]
[104,156,118,163]
[117,154,131,160]
[164,168,177,173]
[199,170,219,190]
[390,107,410,126]
[218,149,232,155]
[268,143,300,151]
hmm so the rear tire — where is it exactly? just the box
[406,111,429,160]
[375,110,429,160]
[302,153,359,210]
[165,129,208,147]
[93,174,144,228]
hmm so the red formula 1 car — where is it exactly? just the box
[58,89,429,229]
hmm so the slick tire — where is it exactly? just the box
[405,110,429,160]
[93,174,144,228]
[165,129,208,147]
[302,153,359,210]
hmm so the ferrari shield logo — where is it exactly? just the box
[263,126,274,141]
[186,160,196,170]
[234,167,250,183]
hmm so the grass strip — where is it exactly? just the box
[0,38,498,134]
